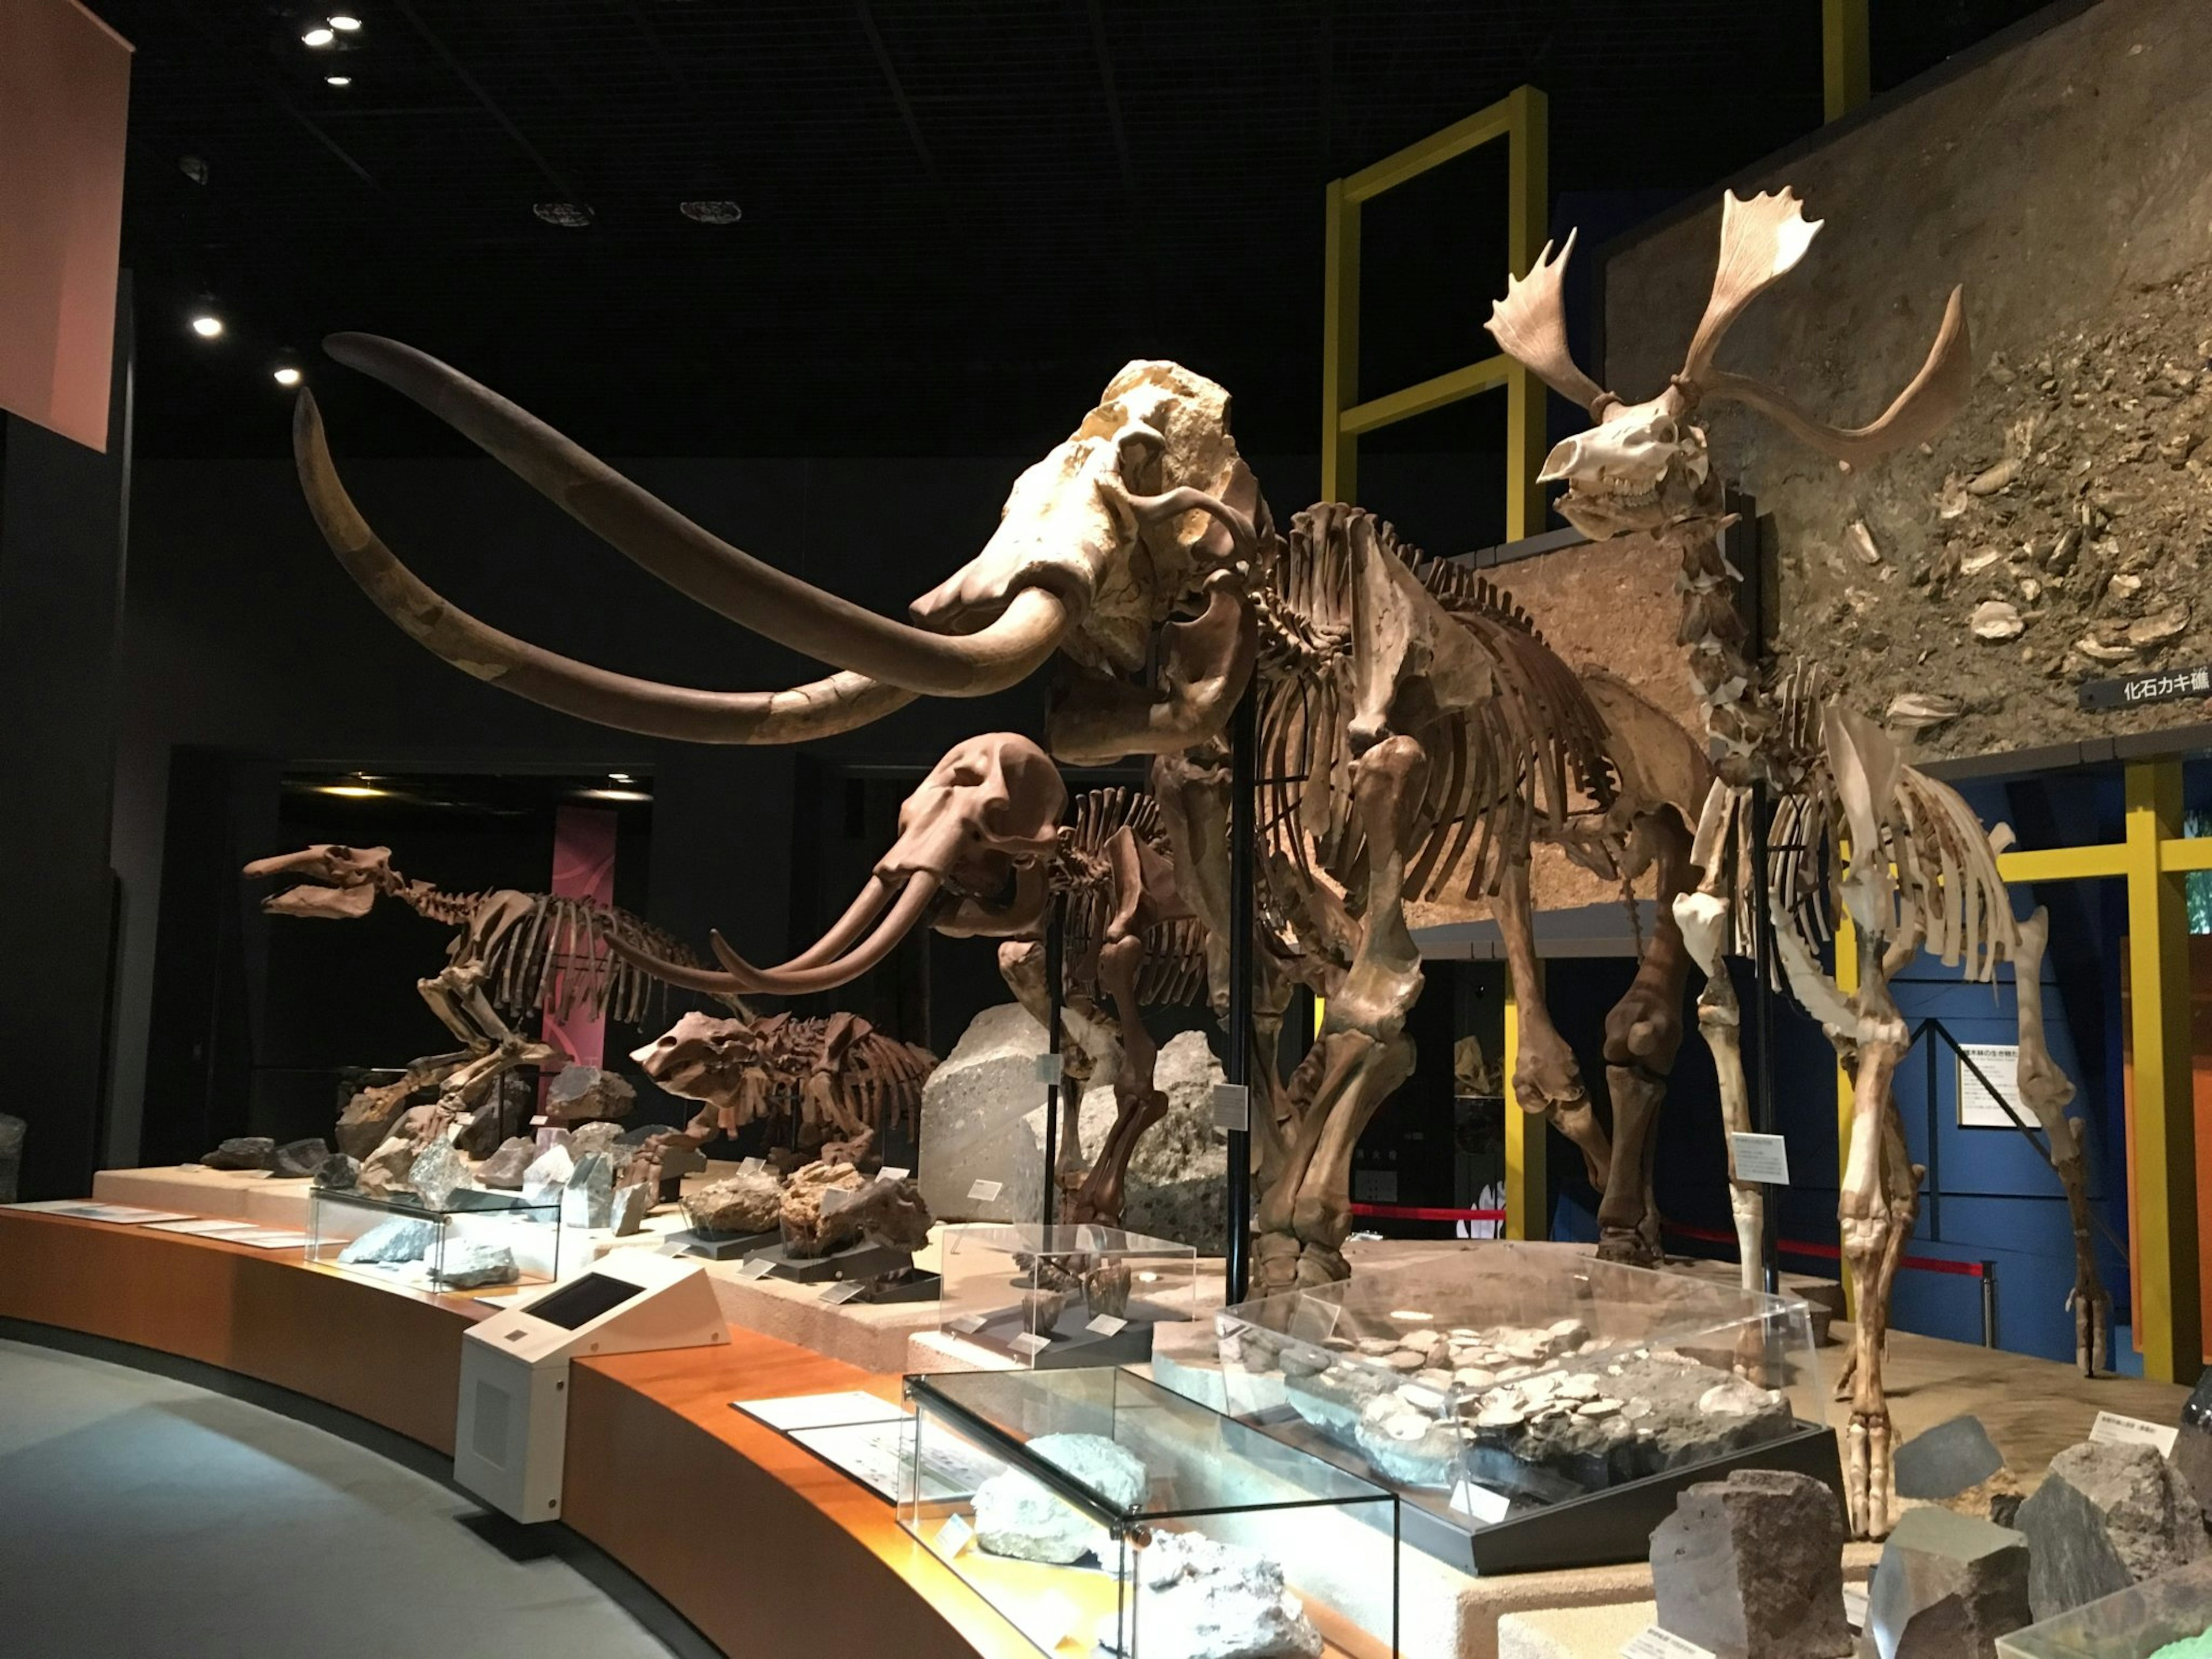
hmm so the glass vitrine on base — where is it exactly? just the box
[939,1224,1198,1370]
[902,1365,1398,1658]
[1999,1558,2212,1657]
[1172,1241,1837,1575]
[308,1186,561,1293]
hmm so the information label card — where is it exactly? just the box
[1728,1132,1791,1185]
[1622,1627,1715,1659]
[2090,1410,2179,1457]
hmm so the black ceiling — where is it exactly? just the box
[92,0,2052,460]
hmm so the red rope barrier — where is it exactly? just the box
[1665,1221,1987,1278]
[1349,1203,1508,1223]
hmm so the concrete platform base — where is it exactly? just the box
[95,1164,313,1227]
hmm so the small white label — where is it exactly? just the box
[1009,1332,1052,1357]
[966,1179,1003,1203]
[877,1166,910,1184]
[738,1257,775,1279]
[1085,1313,1128,1338]
[1212,1082,1251,1131]
[2090,1410,2180,1456]
[1622,1627,1715,1659]
[948,1313,988,1334]
[933,1513,974,1559]
[1729,1132,1791,1185]
[738,1157,764,1175]
[820,1187,854,1214]
[1034,1052,1064,1084]
[819,1279,865,1304]
[1842,1584,1869,1631]
[1448,1478,1513,1524]
[1956,1043,2024,1129]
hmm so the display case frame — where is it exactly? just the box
[938,1222,1199,1370]
[308,1185,562,1293]
[1998,1557,2212,1658]
[902,1364,1400,1658]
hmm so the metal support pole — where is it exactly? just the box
[1225,688,1259,1302]
[1980,1262,1998,1349]
[1748,782,1781,1298]
[1040,896,1064,1229]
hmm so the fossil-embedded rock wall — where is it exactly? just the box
[1602,0,2212,763]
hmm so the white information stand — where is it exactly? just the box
[454,1251,726,1522]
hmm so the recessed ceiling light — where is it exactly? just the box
[274,366,303,387]
[325,74,352,86]
[607,772,632,782]
[302,25,335,46]
[532,202,594,228]
[319,784,387,798]
[577,787,650,803]
[679,200,743,225]
[328,12,363,31]
[190,313,224,339]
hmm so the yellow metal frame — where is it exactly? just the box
[1823,0,1871,122]
[1830,757,2203,1382]
[1320,84,1550,537]
[1503,977,1546,1240]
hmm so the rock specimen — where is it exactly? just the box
[2173,1372,2212,1522]
[334,1080,414,1160]
[0,1112,22,1203]
[915,1005,1113,1224]
[1893,1415,2005,1502]
[608,1183,650,1237]
[433,1238,517,1289]
[567,1120,627,1159]
[520,1143,574,1209]
[266,1137,332,1180]
[1119,1030,1231,1253]
[562,1150,615,1229]
[201,1136,274,1172]
[1861,1506,2031,1658]
[338,1217,437,1266]
[683,1168,784,1236]
[313,1153,359,1191]
[972,1432,1147,1565]
[475,1137,537,1191]
[546,1065,634,1123]
[1135,1531,1322,1659]
[781,1160,931,1258]
[407,1139,471,1209]
[2016,1440,2209,1622]
[1650,1469,1851,1658]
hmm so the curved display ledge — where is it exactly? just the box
[0,1209,1037,1659]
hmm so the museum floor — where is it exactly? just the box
[0,1338,694,1659]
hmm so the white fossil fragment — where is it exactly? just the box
[1847,520,1883,564]
[2128,605,2190,646]
[2076,636,2138,663]
[1969,600,2025,641]
[1966,458,2020,495]
[1886,692,1964,731]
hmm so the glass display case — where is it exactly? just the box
[1161,1241,1836,1574]
[1998,1558,2212,1657]
[938,1223,1199,1369]
[902,1365,1398,1658]
[308,1185,562,1293]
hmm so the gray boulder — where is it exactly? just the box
[1893,1415,2005,1502]
[1861,1505,2030,1658]
[433,1238,518,1289]
[407,1139,471,1209]
[1135,1531,1322,1659]
[916,1005,1113,1225]
[338,1217,437,1266]
[312,1153,360,1191]
[609,1183,650,1237]
[201,1136,274,1172]
[267,1137,332,1180]
[2015,1439,2209,1622]
[475,1137,537,1191]
[547,1066,634,1122]
[520,1143,574,1209]
[562,1150,615,1229]
[1650,1469,1851,1658]
[1120,1030,1230,1253]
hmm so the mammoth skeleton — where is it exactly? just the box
[1488,188,2109,1536]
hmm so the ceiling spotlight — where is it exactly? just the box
[190,313,224,339]
[532,202,594,228]
[607,772,633,782]
[325,74,352,86]
[578,787,651,803]
[328,12,363,30]
[274,366,303,388]
[679,200,743,225]
[302,24,335,46]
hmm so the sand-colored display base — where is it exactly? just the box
[95,1163,315,1227]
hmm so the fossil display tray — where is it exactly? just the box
[1194,1242,1839,1575]
[938,1223,1199,1373]
[754,1236,919,1285]
[667,1226,780,1262]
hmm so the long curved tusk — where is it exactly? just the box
[601,933,749,996]
[706,873,940,995]
[296,390,919,742]
[779,874,896,970]
[321,334,1075,695]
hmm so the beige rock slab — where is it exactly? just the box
[94,1164,312,1228]
[1497,1599,1656,1659]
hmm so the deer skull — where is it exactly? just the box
[1539,391,1713,539]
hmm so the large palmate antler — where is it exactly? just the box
[1483,230,1615,416]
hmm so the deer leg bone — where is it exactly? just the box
[1839,973,1911,1540]
[1496,862,1609,1188]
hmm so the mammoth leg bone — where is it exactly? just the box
[1495,859,1610,1190]
[2012,907,2109,1374]
[1595,815,1694,1266]
[1839,953,1914,1540]
[1067,935,1165,1228]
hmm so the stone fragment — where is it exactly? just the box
[520,1143,574,1209]
[683,1168,784,1236]
[546,1065,635,1122]
[338,1217,438,1266]
[1135,1531,1323,1659]
[972,1432,1147,1565]
[562,1151,615,1229]
[1861,1506,2030,1658]
[1121,1029,1231,1252]
[1893,1415,2005,1502]
[1970,600,2025,641]
[1650,1468,1851,1659]
[312,1154,359,1191]
[475,1137,537,1191]
[608,1183,650,1237]
[266,1137,332,1180]
[2015,1440,2209,1622]
[408,1139,471,1209]
[201,1136,275,1172]
[914,1004,1112,1225]
[567,1120,627,1159]
[334,1080,414,1160]
[433,1238,518,1289]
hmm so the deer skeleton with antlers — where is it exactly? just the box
[1487,188,2108,1537]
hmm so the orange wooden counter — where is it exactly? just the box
[0,1209,1031,1659]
